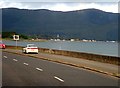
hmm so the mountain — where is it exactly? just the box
[2,8,119,41]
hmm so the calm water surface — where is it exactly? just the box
[3,40,118,57]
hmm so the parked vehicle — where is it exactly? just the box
[0,42,6,49]
[22,44,38,54]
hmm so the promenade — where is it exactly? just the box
[3,49,119,78]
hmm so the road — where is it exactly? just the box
[2,52,118,86]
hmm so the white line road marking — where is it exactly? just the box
[13,59,18,62]
[54,76,64,82]
[36,68,43,71]
[4,56,7,58]
[23,63,29,66]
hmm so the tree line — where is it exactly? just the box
[2,32,29,39]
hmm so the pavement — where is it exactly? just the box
[2,49,120,78]
[3,52,118,86]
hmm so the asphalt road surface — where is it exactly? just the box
[2,52,118,86]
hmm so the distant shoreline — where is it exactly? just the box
[2,38,48,42]
[2,38,118,43]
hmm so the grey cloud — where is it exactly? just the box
[3,0,119,2]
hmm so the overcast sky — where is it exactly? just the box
[0,0,119,13]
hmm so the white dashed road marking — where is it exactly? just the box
[3,55,64,83]
[36,68,43,71]
[23,63,29,66]
[13,59,18,62]
[4,56,7,58]
[54,76,64,82]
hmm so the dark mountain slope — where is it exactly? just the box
[2,8,119,41]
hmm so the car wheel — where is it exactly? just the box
[25,50,29,54]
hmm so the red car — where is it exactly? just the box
[0,42,6,49]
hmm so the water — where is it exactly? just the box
[3,40,118,57]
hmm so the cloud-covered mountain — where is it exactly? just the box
[2,8,119,41]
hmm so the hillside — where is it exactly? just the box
[2,8,119,41]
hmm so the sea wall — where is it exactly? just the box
[6,45,119,65]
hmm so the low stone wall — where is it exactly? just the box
[6,45,119,65]
[6,45,23,49]
[38,48,119,65]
